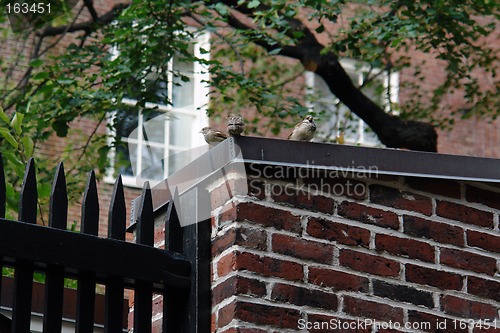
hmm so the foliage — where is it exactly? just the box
[0,0,498,210]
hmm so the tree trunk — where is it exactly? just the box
[314,52,438,152]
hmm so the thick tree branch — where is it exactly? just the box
[83,0,99,22]
[222,1,437,152]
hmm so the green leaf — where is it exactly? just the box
[38,182,51,198]
[248,0,260,8]
[2,152,24,177]
[20,136,34,158]
[10,113,24,136]
[52,120,69,137]
[33,72,50,80]
[29,58,43,68]
[0,107,10,124]
[214,3,228,15]
[0,128,18,149]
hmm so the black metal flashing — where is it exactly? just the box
[129,135,500,230]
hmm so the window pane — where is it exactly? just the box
[172,51,195,108]
[143,110,166,144]
[173,49,194,73]
[140,145,165,180]
[169,114,192,147]
[172,75,194,108]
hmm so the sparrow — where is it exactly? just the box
[287,115,316,141]
[227,114,244,136]
[200,127,228,145]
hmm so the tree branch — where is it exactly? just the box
[36,3,130,38]
[83,0,99,22]
[221,0,437,151]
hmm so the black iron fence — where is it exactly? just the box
[0,156,210,333]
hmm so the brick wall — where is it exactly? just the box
[209,164,500,332]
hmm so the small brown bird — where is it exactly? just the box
[227,114,244,136]
[200,127,228,145]
[287,115,316,141]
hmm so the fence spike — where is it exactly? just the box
[49,162,68,229]
[108,175,125,240]
[77,170,98,333]
[136,181,153,246]
[134,181,153,333]
[81,170,99,236]
[19,157,37,224]
[105,176,126,333]
[44,162,67,332]
[12,159,36,332]
[167,187,183,253]
[163,187,186,333]
[0,154,5,219]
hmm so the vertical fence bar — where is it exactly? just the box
[104,176,126,333]
[76,171,99,333]
[0,154,5,309]
[163,189,188,333]
[11,158,37,333]
[134,182,154,333]
[43,163,68,333]
[0,154,5,219]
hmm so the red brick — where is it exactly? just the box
[468,276,500,302]
[212,226,267,257]
[436,201,494,228]
[405,177,462,199]
[218,301,237,328]
[308,267,370,292]
[337,201,399,230]
[408,311,468,333]
[373,280,434,308]
[270,184,335,214]
[247,178,266,200]
[405,264,463,290]
[219,202,302,233]
[440,248,497,275]
[441,295,498,319]
[404,215,465,246]
[376,234,435,262]
[212,275,267,306]
[236,301,301,329]
[217,251,304,281]
[271,283,338,311]
[272,233,334,264]
[467,230,500,253]
[339,249,401,277]
[210,178,249,209]
[466,186,500,210]
[343,296,404,323]
[370,185,433,215]
[307,217,370,247]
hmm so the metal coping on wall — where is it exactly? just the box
[128,135,500,229]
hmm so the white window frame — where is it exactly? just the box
[105,32,210,188]
[305,58,399,146]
